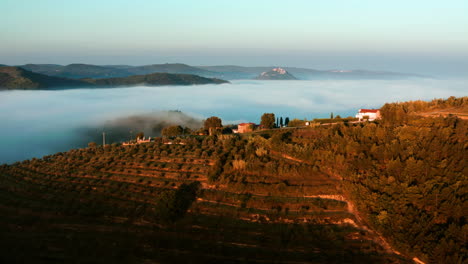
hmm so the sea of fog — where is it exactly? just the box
[0,79,466,164]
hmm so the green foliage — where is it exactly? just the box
[380,96,468,124]
[204,116,222,130]
[313,117,358,124]
[273,103,467,263]
[162,125,189,137]
[270,131,292,146]
[135,132,144,140]
[154,182,200,223]
[287,118,305,127]
[261,113,275,129]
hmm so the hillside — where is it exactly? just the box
[0,67,228,90]
[0,66,90,90]
[85,72,228,87]
[0,135,407,263]
[0,97,465,263]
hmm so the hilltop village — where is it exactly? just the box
[117,109,381,146]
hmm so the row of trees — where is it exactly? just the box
[158,113,289,138]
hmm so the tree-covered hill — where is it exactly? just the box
[0,66,228,90]
[124,63,216,77]
[0,135,406,263]
[20,63,129,79]
[0,97,465,263]
[19,63,218,79]
[85,72,228,87]
[0,66,91,90]
[270,97,467,263]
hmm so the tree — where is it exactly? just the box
[287,118,305,127]
[162,125,184,137]
[285,117,290,126]
[280,117,284,127]
[135,132,144,140]
[154,182,200,223]
[261,113,275,129]
[330,112,334,119]
[204,116,222,130]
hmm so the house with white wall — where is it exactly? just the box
[356,109,381,121]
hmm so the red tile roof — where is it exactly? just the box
[359,109,380,113]
[238,123,255,126]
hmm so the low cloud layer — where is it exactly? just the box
[78,111,202,144]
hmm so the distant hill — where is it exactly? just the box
[198,65,430,80]
[0,66,228,90]
[197,65,273,79]
[255,67,298,80]
[20,63,130,79]
[85,72,228,87]
[19,63,217,80]
[124,63,216,77]
[19,64,63,75]
[0,66,90,90]
[19,63,430,80]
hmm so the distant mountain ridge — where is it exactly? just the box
[0,66,228,90]
[14,63,431,80]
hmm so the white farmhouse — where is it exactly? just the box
[356,109,381,121]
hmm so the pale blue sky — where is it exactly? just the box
[1,0,468,76]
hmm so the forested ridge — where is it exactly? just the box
[270,97,467,263]
[0,66,228,90]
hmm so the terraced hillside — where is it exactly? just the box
[0,136,408,263]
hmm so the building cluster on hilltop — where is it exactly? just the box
[119,108,382,146]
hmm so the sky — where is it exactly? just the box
[1,0,468,76]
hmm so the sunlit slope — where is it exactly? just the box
[0,136,406,263]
